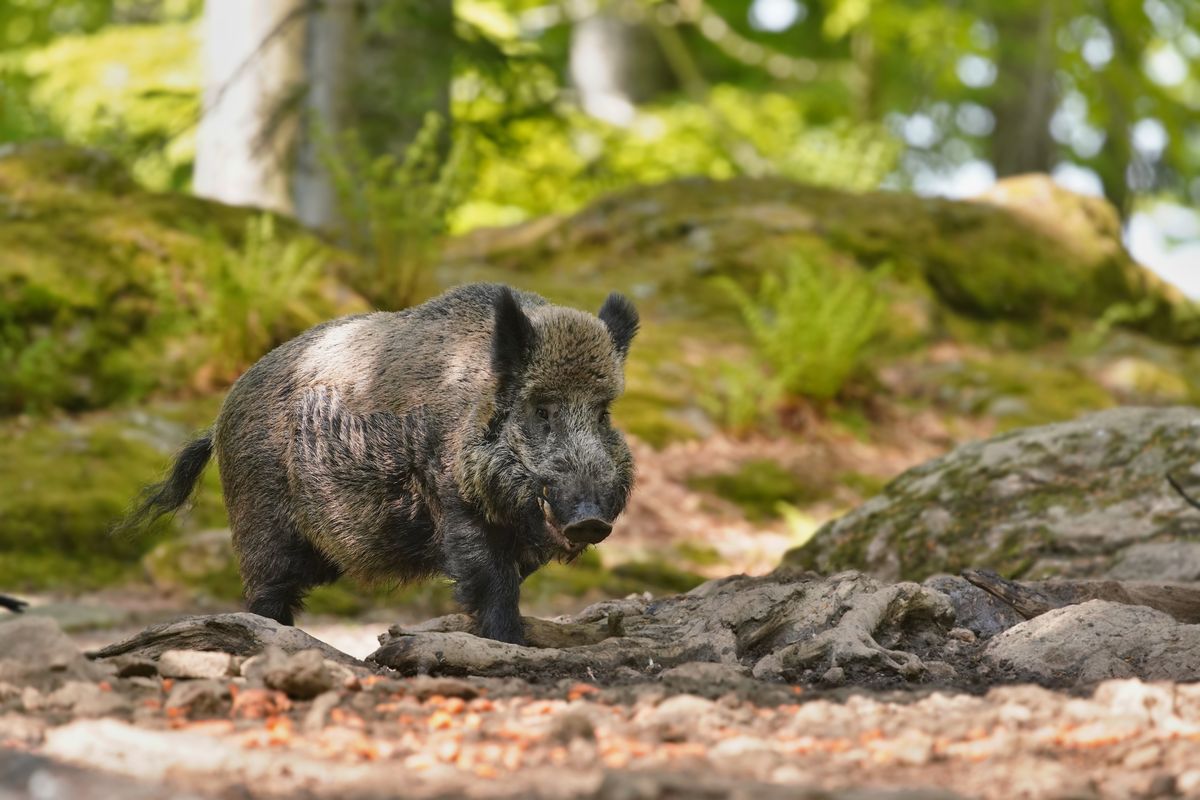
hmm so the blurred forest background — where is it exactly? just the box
[1,0,1199,624]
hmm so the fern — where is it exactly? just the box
[714,257,888,424]
[321,112,473,310]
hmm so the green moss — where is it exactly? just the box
[968,356,1115,430]
[610,561,705,594]
[446,176,1199,346]
[688,459,822,521]
[837,471,888,498]
[673,541,723,568]
[0,397,224,590]
[0,143,367,415]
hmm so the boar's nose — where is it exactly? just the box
[563,501,613,545]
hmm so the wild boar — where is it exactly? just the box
[123,283,639,643]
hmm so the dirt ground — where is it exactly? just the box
[7,568,1200,800]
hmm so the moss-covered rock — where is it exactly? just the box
[444,175,1199,343]
[780,406,1200,582]
[0,397,225,589]
[0,142,367,414]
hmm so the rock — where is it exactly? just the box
[548,709,597,743]
[985,600,1200,685]
[262,649,335,700]
[0,617,104,687]
[109,655,158,679]
[645,694,719,740]
[142,529,237,597]
[1107,542,1200,581]
[947,627,977,643]
[820,666,846,686]
[923,661,959,683]
[41,681,129,718]
[302,691,342,733]
[157,649,237,680]
[922,575,1022,639]
[784,407,1200,581]
[164,680,230,718]
[243,647,343,699]
[0,746,206,800]
[709,735,773,759]
[0,713,47,745]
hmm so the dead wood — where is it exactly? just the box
[962,569,1200,624]
[371,572,956,682]
[87,612,364,667]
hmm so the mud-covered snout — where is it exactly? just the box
[561,501,613,544]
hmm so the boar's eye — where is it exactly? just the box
[536,407,551,421]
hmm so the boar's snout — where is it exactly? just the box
[562,501,613,545]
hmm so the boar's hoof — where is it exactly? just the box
[564,518,612,545]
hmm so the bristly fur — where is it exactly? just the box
[122,283,639,641]
[114,433,213,535]
[598,292,639,359]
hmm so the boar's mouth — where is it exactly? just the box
[562,517,612,545]
[538,495,611,553]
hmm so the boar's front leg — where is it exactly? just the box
[442,510,525,645]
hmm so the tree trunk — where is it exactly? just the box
[193,0,307,213]
[194,0,454,230]
[988,3,1058,177]
[570,7,675,125]
[354,0,454,159]
[292,0,357,231]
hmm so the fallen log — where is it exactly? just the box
[962,569,1200,623]
[87,612,366,667]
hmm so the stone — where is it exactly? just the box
[985,600,1200,686]
[1107,541,1200,581]
[784,407,1200,581]
[262,649,335,700]
[109,655,159,679]
[164,680,231,718]
[0,617,104,687]
[0,713,47,745]
[157,650,237,680]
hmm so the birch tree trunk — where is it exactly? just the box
[194,0,453,230]
[193,0,307,213]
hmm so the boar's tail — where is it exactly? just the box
[115,432,214,534]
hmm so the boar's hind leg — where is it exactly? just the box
[236,520,341,626]
[442,514,524,645]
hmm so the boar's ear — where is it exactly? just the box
[492,287,536,380]
[598,292,639,360]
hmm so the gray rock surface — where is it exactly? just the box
[157,649,238,680]
[985,600,1200,685]
[0,617,106,688]
[1107,541,1200,581]
[783,407,1200,581]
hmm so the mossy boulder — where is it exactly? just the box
[0,142,367,414]
[781,406,1200,581]
[445,175,1198,342]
